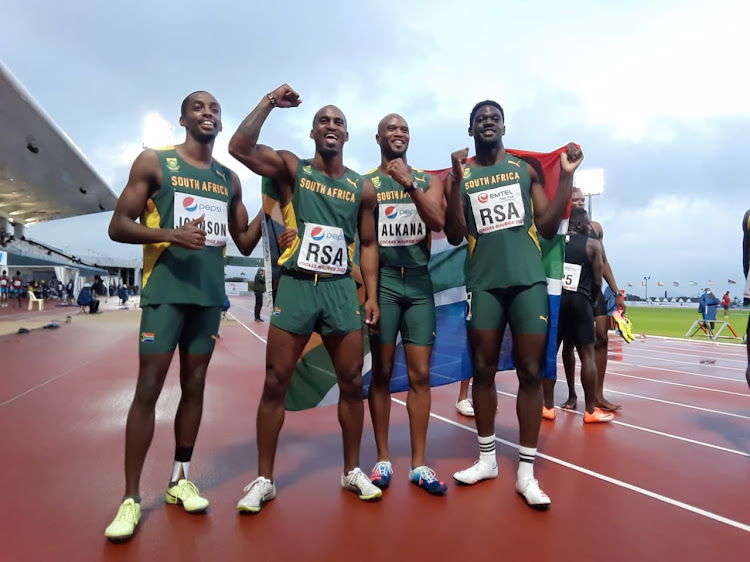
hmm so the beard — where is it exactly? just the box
[382,143,407,161]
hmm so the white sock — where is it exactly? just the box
[171,461,189,482]
[518,446,536,481]
[478,434,496,466]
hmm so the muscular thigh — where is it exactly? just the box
[179,305,222,355]
[139,304,187,355]
[559,292,595,348]
[507,282,549,335]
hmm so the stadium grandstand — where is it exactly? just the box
[0,61,122,298]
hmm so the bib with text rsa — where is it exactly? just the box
[297,223,348,274]
[468,183,525,234]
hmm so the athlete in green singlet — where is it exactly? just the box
[365,114,447,495]
[444,100,583,509]
[104,91,285,541]
[229,84,382,513]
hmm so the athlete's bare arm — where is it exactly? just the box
[108,150,207,249]
[384,159,445,232]
[444,147,469,245]
[358,179,381,327]
[588,238,604,300]
[591,220,625,309]
[531,143,583,239]
[228,172,297,255]
[228,84,302,205]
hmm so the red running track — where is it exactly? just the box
[0,296,748,561]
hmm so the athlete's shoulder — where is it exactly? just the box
[743,209,750,232]
[153,145,176,152]
[364,167,380,178]
[505,154,525,169]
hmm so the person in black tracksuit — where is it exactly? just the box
[253,268,265,322]
[544,207,612,423]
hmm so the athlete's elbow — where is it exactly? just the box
[228,135,252,161]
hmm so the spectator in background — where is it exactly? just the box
[699,288,720,331]
[721,291,730,317]
[77,283,100,313]
[118,284,129,305]
[66,279,75,302]
[1,270,9,307]
[12,271,24,307]
[253,268,265,322]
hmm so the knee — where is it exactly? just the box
[262,364,293,402]
[408,366,431,392]
[371,364,394,388]
[338,372,363,399]
[181,372,207,401]
[595,328,609,348]
[515,360,542,389]
[132,379,162,410]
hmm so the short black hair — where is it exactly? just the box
[469,100,504,126]
[181,91,210,117]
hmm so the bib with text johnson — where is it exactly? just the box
[468,183,525,234]
[174,192,228,247]
[298,223,348,275]
[378,203,427,246]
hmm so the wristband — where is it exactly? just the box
[266,92,277,107]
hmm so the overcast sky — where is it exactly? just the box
[3,0,749,296]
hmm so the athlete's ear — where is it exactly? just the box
[468,126,474,138]
[310,128,314,140]
[344,131,349,143]
[375,133,381,147]
[179,115,186,128]
[501,124,506,136]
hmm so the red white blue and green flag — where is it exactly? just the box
[261,146,571,411]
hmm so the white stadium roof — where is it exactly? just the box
[0,62,118,225]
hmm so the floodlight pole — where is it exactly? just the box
[644,276,650,301]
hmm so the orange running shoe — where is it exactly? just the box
[542,406,556,421]
[583,407,614,423]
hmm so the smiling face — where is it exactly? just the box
[310,105,348,158]
[179,91,222,143]
[469,104,505,148]
[376,114,409,159]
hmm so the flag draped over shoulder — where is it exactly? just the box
[262,146,571,411]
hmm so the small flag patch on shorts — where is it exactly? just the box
[141,332,155,343]
[273,307,282,316]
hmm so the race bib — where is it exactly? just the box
[563,263,582,292]
[0,278,7,287]
[12,279,21,287]
[297,223,348,274]
[174,192,228,247]
[378,203,427,246]
[468,183,525,234]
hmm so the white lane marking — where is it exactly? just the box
[390,397,750,533]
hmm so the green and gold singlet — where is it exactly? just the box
[140,147,232,307]
[460,154,546,291]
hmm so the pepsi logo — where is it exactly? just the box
[183,197,198,212]
[385,206,398,219]
[310,226,325,241]
[478,193,489,204]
